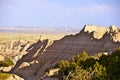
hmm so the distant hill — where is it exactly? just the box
[0,26,80,34]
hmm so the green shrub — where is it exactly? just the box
[0,58,14,67]
[55,48,120,80]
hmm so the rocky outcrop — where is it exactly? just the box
[84,24,120,42]
[83,24,109,39]
[0,55,4,61]
[0,66,13,72]
[42,77,58,80]
[0,40,23,56]
[6,74,24,80]
[11,25,120,80]
[0,40,35,64]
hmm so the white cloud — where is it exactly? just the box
[57,4,118,18]
[69,4,115,15]
[87,4,114,14]
[0,5,14,10]
[0,0,118,20]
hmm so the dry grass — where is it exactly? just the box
[0,32,66,42]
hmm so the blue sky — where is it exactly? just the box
[0,0,120,28]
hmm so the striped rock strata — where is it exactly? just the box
[11,25,120,80]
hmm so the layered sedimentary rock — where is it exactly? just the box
[0,40,35,62]
[84,24,120,42]
[0,40,27,56]
[11,25,120,80]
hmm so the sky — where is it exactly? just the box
[0,0,120,28]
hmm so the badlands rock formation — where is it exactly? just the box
[0,40,34,80]
[0,40,25,56]
[84,24,120,42]
[0,40,34,61]
[0,55,4,61]
[6,74,24,80]
[11,25,120,80]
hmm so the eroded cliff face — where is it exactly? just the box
[84,24,120,42]
[0,40,34,57]
[11,25,120,80]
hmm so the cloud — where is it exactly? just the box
[87,4,115,14]
[0,0,119,24]
[0,0,15,10]
[47,4,113,19]
[1,0,114,15]
[57,4,118,18]
[0,5,14,10]
[27,1,117,21]
[71,4,115,14]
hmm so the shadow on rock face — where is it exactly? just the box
[10,25,120,80]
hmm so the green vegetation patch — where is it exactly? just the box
[56,48,120,80]
[0,73,11,80]
[0,58,14,67]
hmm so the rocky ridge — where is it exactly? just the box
[10,25,120,80]
[84,24,120,42]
